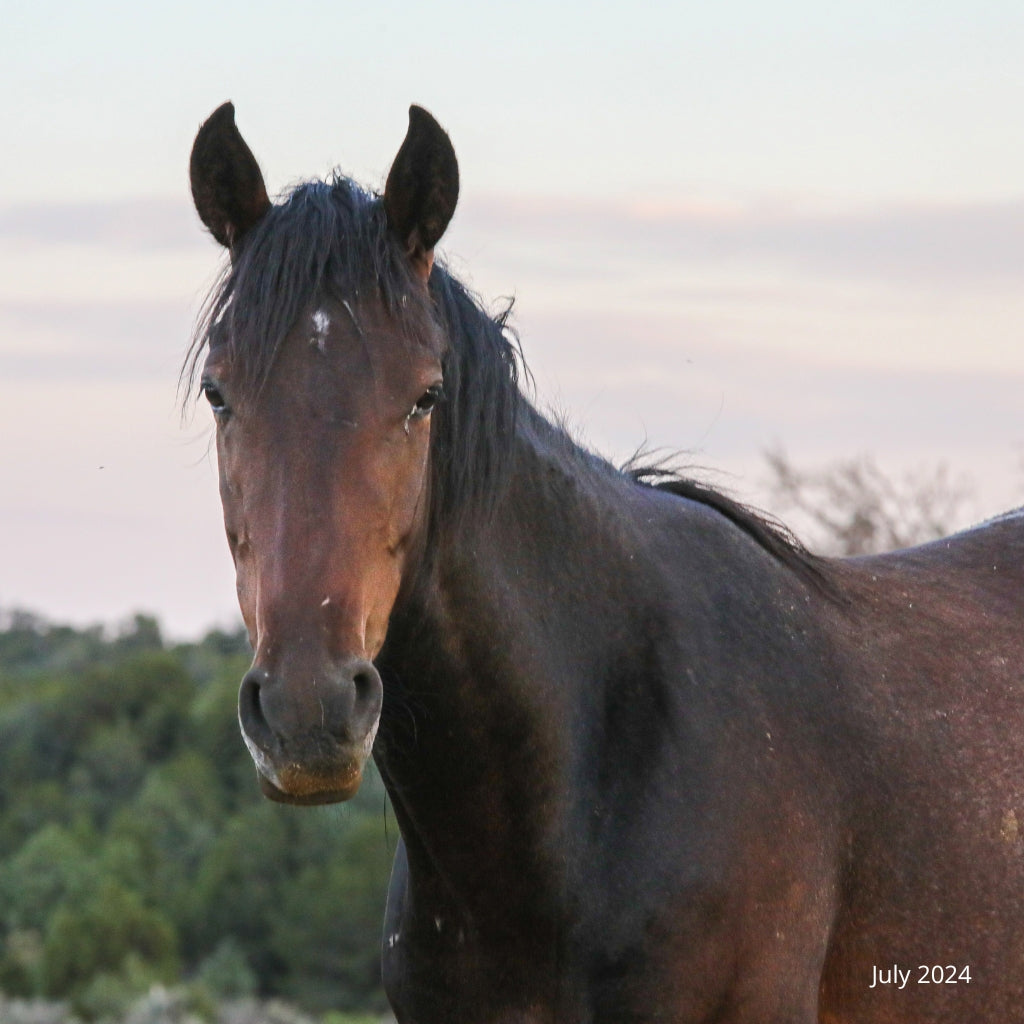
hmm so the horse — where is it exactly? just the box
[186,102,1024,1023]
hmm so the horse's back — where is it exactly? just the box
[851,506,1024,589]
[819,508,1024,1021]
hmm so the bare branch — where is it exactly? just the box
[762,447,972,556]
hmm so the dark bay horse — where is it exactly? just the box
[187,102,1024,1023]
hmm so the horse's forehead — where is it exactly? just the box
[308,293,442,363]
[310,307,332,351]
[301,300,362,358]
[262,298,437,403]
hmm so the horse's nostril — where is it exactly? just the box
[239,667,272,744]
[349,658,383,703]
[353,664,377,701]
[239,660,380,748]
[347,659,384,738]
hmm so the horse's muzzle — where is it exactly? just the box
[237,656,382,804]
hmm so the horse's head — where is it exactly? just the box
[189,103,458,804]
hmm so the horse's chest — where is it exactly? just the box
[384,927,573,1024]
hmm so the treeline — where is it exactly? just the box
[0,611,394,1021]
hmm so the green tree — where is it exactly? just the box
[0,612,395,1014]
[0,824,100,933]
[108,753,222,943]
[42,879,179,999]
[271,814,393,1013]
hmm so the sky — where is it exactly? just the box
[2,1,1024,637]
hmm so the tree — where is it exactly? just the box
[762,447,973,556]
[0,614,396,1015]
[42,879,179,1002]
[0,823,100,934]
[269,812,394,1014]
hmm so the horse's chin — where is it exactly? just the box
[256,765,363,805]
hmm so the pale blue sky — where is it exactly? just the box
[2,1,1023,633]
[6,1,1024,202]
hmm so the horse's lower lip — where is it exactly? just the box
[256,766,363,805]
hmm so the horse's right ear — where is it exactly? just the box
[190,102,271,250]
[383,106,459,282]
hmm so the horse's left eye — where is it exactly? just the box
[411,384,444,418]
[201,379,230,416]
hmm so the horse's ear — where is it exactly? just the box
[190,102,271,250]
[383,106,459,282]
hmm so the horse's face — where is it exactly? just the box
[190,103,458,803]
[202,299,443,802]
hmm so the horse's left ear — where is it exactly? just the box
[190,102,271,250]
[383,106,459,282]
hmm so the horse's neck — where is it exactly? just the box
[378,418,650,923]
[414,414,651,710]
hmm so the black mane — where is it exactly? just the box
[187,175,821,582]
[624,462,827,588]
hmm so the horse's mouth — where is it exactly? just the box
[255,761,364,805]
[240,716,369,804]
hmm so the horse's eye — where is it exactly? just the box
[411,384,444,418]
[201,379,229,416]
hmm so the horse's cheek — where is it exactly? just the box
[234,563,258,643]
[385,430,433,552]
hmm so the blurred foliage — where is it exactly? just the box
[0,613,395,1020]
